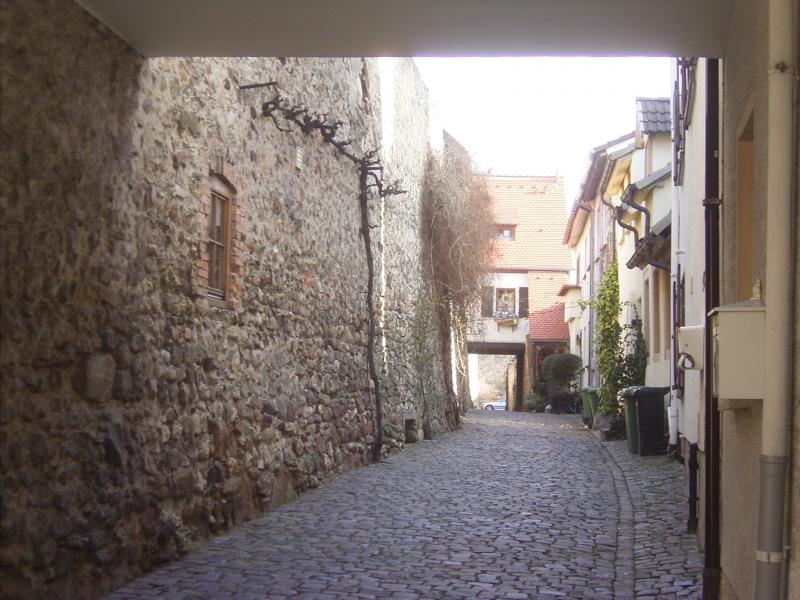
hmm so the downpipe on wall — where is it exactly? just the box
[755,0,795,597]
[702,57,722,598]
[670,138,681,453]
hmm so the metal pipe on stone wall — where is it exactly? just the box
[755,0,795,596]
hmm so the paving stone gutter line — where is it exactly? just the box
[594,427,705,599]
[593,435,636,599]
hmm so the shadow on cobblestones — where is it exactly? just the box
[106,411,703,599]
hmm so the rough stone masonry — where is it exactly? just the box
[0,1,461,597]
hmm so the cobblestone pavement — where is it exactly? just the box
[106,411,703,599]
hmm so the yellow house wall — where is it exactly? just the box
[791,65,800,599]
[719,0,769,597]
[673,57,710,551]
[789,7,800,597]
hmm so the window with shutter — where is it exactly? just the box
[495,288,515,315]
[518,287,529,317]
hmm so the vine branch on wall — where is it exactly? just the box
[255,87,404,462]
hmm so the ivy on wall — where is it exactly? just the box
[593,259,622,415]
[582,258,647,424]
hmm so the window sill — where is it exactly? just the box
[207,296,231,310]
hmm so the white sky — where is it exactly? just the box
[414,57,673,208]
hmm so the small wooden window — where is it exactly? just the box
[207,191,228,299]
[197,163,240,308]
[206,175,234,301]
[652,272,661,357]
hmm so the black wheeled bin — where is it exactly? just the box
[623,386,669,456]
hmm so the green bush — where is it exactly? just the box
[540,352,583,393]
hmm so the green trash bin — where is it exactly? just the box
[621,386,669,456]
[579,387,601,427]
[586,387,600,424]
[579,388,591,424]
[621,387,640,454]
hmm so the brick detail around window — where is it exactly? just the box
[195,158,244,308]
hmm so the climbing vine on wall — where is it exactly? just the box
[616,312,647,393]
[582,258,647,424]
[254,83,403,462]
[592,259,621,415]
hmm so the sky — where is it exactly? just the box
[414,57,673,208]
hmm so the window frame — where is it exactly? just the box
[207,188,229,300]
[652,270,661,358]
[204,173,237,306]
[495,288,516,316]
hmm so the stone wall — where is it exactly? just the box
[476,355,514,402]
[0,2,455,598]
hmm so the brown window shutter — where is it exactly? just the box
[481,286,494,317]
[518,287,529,317]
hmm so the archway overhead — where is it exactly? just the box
[77,0,734,58]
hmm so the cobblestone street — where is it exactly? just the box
[106,411,703,599]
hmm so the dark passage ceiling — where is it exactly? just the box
[77,0,735,58]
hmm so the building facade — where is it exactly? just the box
[467,175,571,410]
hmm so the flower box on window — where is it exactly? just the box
[494,311,519,330]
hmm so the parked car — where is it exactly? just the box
[483,398,507,411]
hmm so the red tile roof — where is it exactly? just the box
[564,132,634,246]
[526,271,569,341]
[483,175,571,270]
[529,303,569,341]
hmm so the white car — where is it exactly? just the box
[483,398,507,411]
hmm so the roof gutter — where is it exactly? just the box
[623,187,652,236]
[617,166,672,273]
[617,202,669,273]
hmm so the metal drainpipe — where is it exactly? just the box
[688,442,699,532]
[755,0,795,596]
[670,127,682,454]
[576,202,593,386]
[702,57,722,598]
[623,193,670,272]
[615,206,640,246]
[625,192,652,236]
[589,207,595,386]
